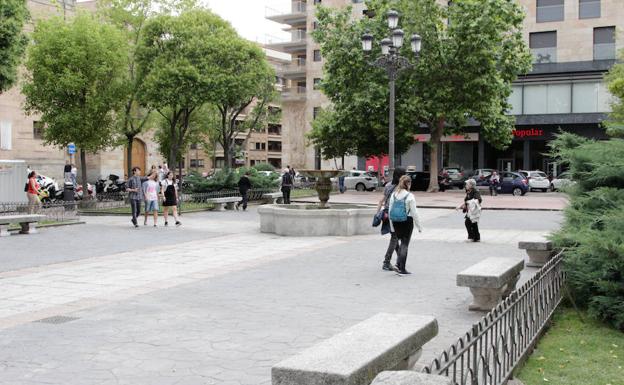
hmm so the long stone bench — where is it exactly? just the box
[272,313,438,385]
[457,257,525,311]
[0,214,46,237]
[206,197,240,211]
[263,192,283,204]
[518,240,554,267]
[371,371,452,385]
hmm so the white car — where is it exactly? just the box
[550,172,575,191]
[334,170,378,191]
[518,170,550,192]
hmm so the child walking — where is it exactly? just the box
[142,171,160,226]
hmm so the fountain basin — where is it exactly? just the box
[258,204,377,237]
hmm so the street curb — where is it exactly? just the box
[79,208,213,216]
[292,200,564,212]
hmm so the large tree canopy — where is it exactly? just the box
[605,49,624,138]
[312,0,531,190]
[22,14,128,187]
[0,0,29,93]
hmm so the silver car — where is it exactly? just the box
[334,170,378,191]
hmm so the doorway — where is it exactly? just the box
[123,138,147,178]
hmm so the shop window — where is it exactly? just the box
[530,31,557,63]
[313,49,322,62]
[579,0,600,19]
[594,27,615,60]
[537,0,564,23]
[33,121,44,140]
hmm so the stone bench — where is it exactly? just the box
[206,197,240,211]
[0,214,46,237]
[457,257,525,311]
[272,313,438,385]
[263,192,283,204]
[518,240,554,267]
[371,371,452,385]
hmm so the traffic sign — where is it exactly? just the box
[68,143,76,155]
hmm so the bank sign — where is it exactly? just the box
[512,128,545,139]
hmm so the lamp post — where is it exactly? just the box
[362,10,421,175]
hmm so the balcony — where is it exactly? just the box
[281,86,307,102]
[276,57,306,78]
[265,30,307,53]
[266,1,307,26]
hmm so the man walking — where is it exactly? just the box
[127,167,143,228]
[236,172,252,211]
[281,168,293,204]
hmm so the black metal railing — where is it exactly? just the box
[422,250,565,385]
[0,201,81,222]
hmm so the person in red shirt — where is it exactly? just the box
[26,171,42,213]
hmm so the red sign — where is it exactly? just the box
[513,128,544,138]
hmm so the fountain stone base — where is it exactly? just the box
[258,204,377,237]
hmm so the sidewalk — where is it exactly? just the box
[295,190,569,211]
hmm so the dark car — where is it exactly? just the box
[407,172,450,192]
[439,167,467,188]
[497,171,529,196]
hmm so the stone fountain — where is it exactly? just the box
[258,170,377,237]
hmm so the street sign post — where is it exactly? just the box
[67,143,76,155]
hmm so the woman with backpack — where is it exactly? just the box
[376,167,406,271]
[388,175,423,275]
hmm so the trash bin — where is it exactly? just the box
[63,182,75,202]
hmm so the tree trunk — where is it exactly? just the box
[224,137,232,171]
[211,138,217,174]
[126,134,134,178]
[79,149,90,199]
[427,118,445,193]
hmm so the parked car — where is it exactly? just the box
[518,170,550,192]
[468,169,494,186]
[406,171,450,191]
[439,167,466,188]
[498,171,529,196]
[550,172,575,191]
[333,170,378,191]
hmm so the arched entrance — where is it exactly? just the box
[123,138,147,177]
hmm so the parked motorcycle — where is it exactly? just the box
[75,183,95,200]
[95,174,126,198]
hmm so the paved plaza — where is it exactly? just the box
[0,204,563,385]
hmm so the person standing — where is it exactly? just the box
[236,172,252,211]
[127,167,143,228]
[70,164,78,187]
[161,171,181,226]
[376,167,406,271]
[489,171,500,196]
[63,162,72,183]
[459,179,482,242]
[157,165,165,181]
[388,175,422,275]
[281,168,293,204]
[142,171,160,227]
[26,171,42,214]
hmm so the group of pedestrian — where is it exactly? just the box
[127,166,180,228]
[377,168,483,275]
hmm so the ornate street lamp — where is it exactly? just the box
[362,10,421,174]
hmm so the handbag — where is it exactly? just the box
[372,209,384,227]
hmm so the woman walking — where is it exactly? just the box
[376,167,406,271]
[161,171,181,226]
[142,171,160,227]
[460,179,482,242]
[388,175,423,275]
[26,171,42,214]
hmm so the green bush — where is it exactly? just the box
[252,162,276,172]
[183,168,279,193]
[550,133,624,330]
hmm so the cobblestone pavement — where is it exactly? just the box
[0,208,562,385]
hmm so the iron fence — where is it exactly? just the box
[0,201,80,222]
[181,189,276,203]
[422,250,565,385]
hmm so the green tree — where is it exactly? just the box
[98,0,155,177]
[22,14,128,189]
[309,107,358,168]
[209,38,276,170]
[136,8,237,176]
[0,0,29,94]
[605,49,624,138]
[313,0,531,191]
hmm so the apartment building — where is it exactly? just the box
[266,0,622,175]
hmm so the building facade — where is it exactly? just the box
[266,0,622,175]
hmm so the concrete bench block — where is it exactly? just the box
[207,197,240,211]
[518,241,554,267]
[0,215,45,237]
[263,193,283,204]
[457,257,524,312]
[19,222,38,235]
[272,313,438,385]
[371,371,452,385]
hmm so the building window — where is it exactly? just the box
[579,0,600,19]
[508,86,523,115]
[313,0,321,4]
[268,124,281,136]
[268,141,282,152]
[536,0,564,23]
[530,31,557,63]
[0,120,11,150]
[312,21,318,30]
[190,159,204,168]
[215,157,225,168]
[594,27,615,60]
[509,81,613,115]
[33,121,44,140]
[313,49,322,62]
[313,78,322,90]
[255,142,266,150]
[573,82,612,113]
[313,107,321,119]
[523,83,571,114]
